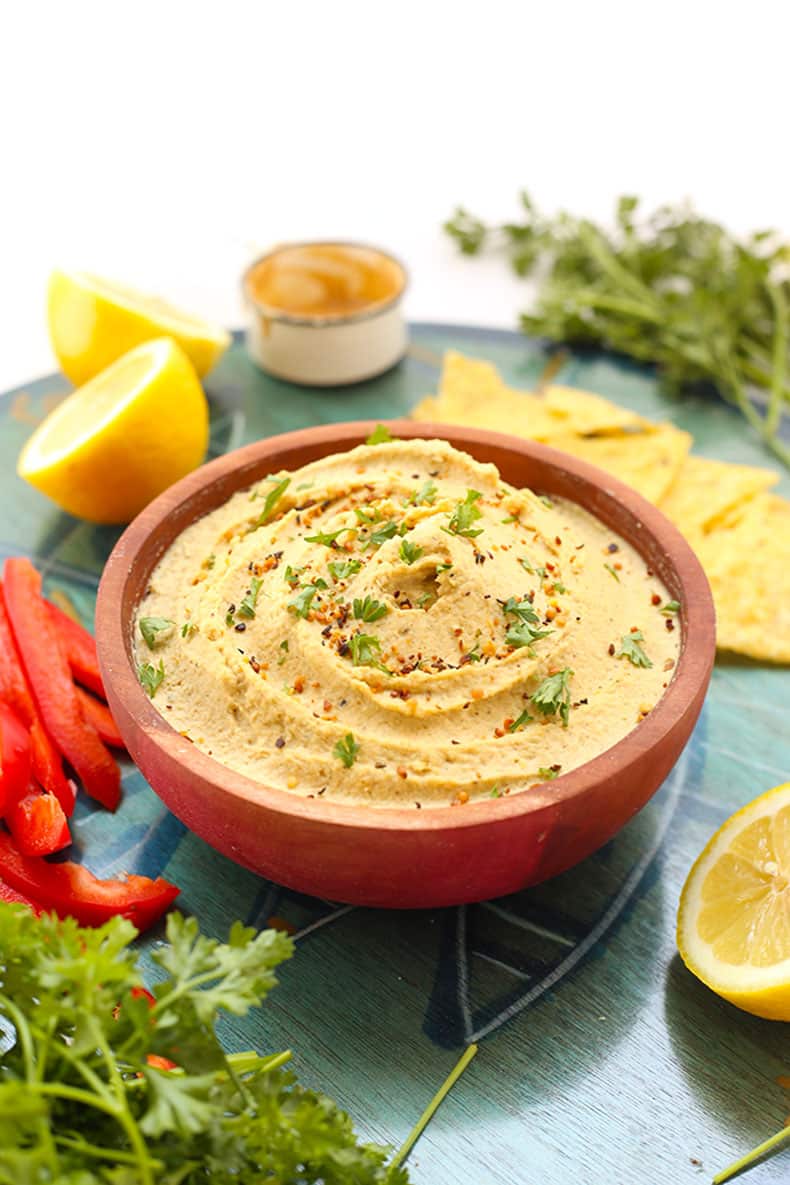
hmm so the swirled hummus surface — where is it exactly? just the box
[134,438,680,807]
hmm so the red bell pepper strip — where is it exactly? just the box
[46,600,106,699]
[0,703,32,817]
[0,833,179,930]
[4,559,121,811]
[0,875,40,911]
[8,791,71,857]
[0,585,74,813]
[75,687,126,750]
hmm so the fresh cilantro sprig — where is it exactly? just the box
[333,733,360,767]
[349,633,390,673]
[139,617,176,648]
[407,480,438,506]
[353,596,388,623]
[288,581,326,619]
[616,631,653,668]
[399,539,424,565]
[364,520,399,550]
[304,527,347,549]
[443,490,484,538]
[138,660,165,698]
[329,558,362,581]
[0,905,406,1185]
[365,424,394,445]
[238,576,263,619]
[253,476,291,527]
[531,668,573,727]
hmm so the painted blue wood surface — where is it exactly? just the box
[2,325,789,1184]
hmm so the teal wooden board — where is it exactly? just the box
[3,325,790,1184]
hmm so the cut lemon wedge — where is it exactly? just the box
[48,269,231,385]
[18,338,208,524]
[677,782,790,1020]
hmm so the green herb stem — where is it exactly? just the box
[713,1125,790,1184]
[389,1043,478,1172]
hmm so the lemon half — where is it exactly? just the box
[18,337,209,524]
[677,782,790,1020]
[48,269,231,385]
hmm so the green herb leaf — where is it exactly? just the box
[501,596,540,625]
[138,659,165,697]
[616,630,653,668]
[443,489,484,538]
[278,639,289,664]
[353,596,388,623]
[604,563,620,582]
[505,621,553,650]
[329,558,362,581]
[660,599,681,616]
[463,642,482,663]
[181,622,197,638]
[531,668,573,727]
[333,732,360,767]
[254,476,290,527]
[349,633,389,672]
[489,785,502,798]
[507,708,534,732]
[355,505,382,524]
[288,584,322,618]
[408,479,438,506]
[238,576,263,619]
[365,424,393,445]
[364,520,399,549]
[553,581,568,594]
[139,617,176,648]
[519,557,547,578]
[399,539,424,565]
[304,527,347,548]
[436,561,453,574]
[537,766,560,781]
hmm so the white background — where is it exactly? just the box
[2,0,789,390]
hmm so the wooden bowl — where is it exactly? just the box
[96,422,715,908]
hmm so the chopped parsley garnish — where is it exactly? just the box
[329,558,362,581]
[539,495,554,509]
[365,424,393,445]
[238,576,263,619]
[417,591,434,607]
[501,596,540,625]
[604,563,620,582]
[278,639,289,664]
[253,476,290,526]
[660,599,681,616]
[507,708,534,732]
[333,732,360,767]
[137,659,165,698]
[364,520,399,549]
[399,538,424,565]
[139,616,175,648]
[531,668,573,728]
[288,583,323,618]
[408,479,438,506]
[296,479,315,490]
[443,489,484,538]
[283,565,304,586]
[354,505,382,524]
[616,631,653,668]
[489,785,502,798]
[463,642,482,663]
[553,581,568,594]
[436,561,453,574]
[181,622,197,638]
[506,621,553,650]
[537,766,559,781]
[501,515,519,524]
[205,554,216,569]
[353,596,388,623]
[349,633,389,673]
[519,557,547,578]
[304,527,347,548]
[225,607,235,627]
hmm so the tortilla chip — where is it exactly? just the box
[695,493,790,662]
[543,425,692,504]
[540,384,645,437]
[659,455,779,542]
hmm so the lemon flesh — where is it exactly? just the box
[48,269,231,385]
[18,337,209,524]
[677,782,790,1020]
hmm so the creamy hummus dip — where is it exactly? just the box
[135,438,680,807]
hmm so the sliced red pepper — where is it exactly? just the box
[0,585,73,813]
[4,559,121,811]
[0,833,179,930]
[0,874,40,911]
[75,687,126,749]
[8,791,71,857]
[0,703,32,817]
[46,600,106,699]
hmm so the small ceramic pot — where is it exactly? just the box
[242,242,408,386]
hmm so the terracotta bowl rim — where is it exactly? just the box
[96,419,716,834]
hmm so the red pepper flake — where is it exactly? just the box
[293,675,305,693]
[651,593,661,605]
[494,727,505,738]
[666,618,675,632]
[608,643,615,656]
[323,699,333,712]
[397,766,408,779]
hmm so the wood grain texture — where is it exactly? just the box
[1,325,788,1184]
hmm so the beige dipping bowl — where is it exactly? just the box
[242,242,408,386]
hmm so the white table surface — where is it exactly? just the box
[2,0,789,392]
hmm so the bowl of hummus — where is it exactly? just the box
[96,422,715,907]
